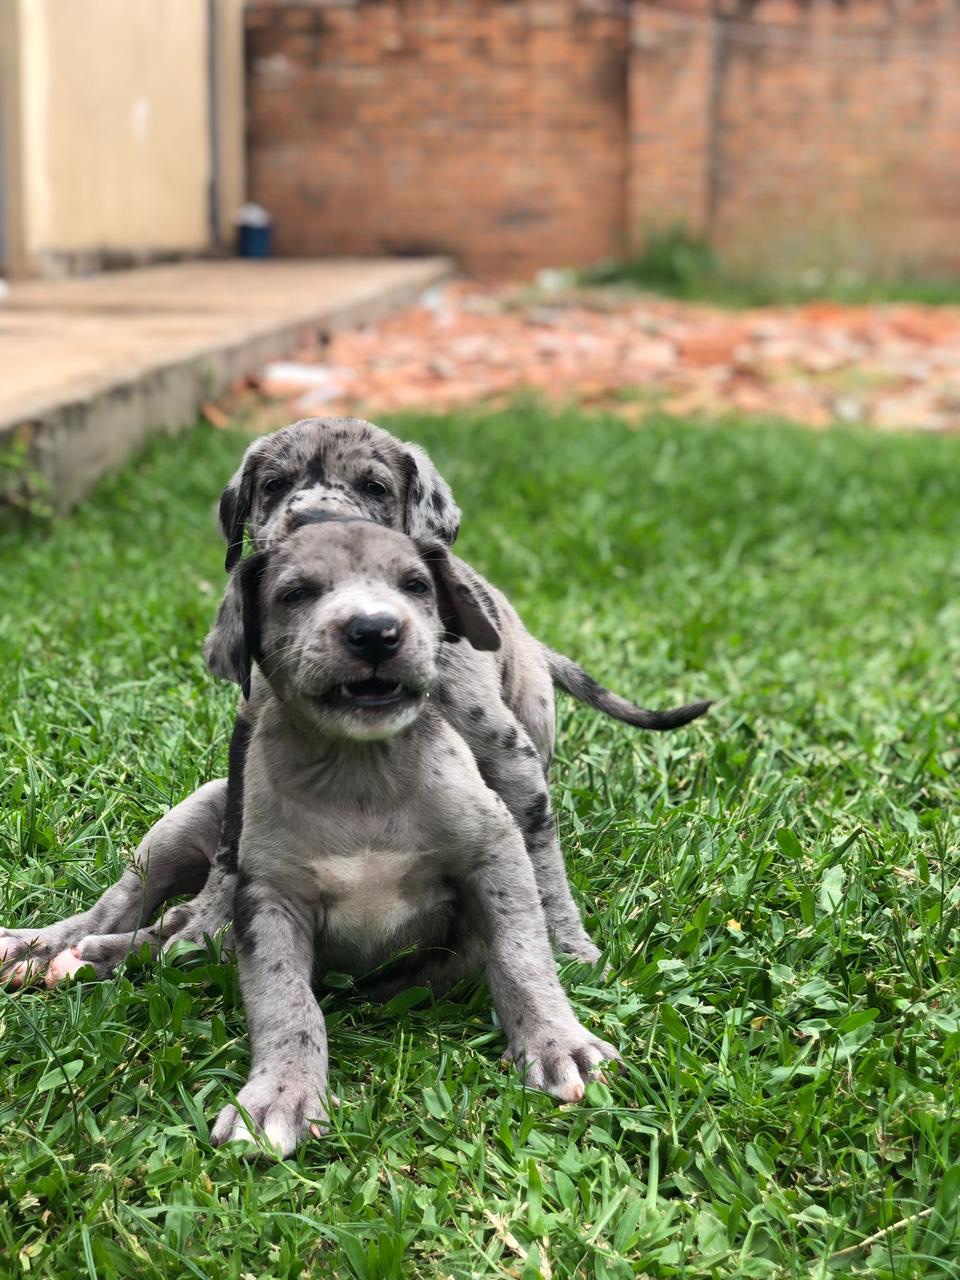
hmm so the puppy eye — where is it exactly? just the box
[363,479,388,498]
[403,577,430,595]
[263,476,285,494]
[280,586,311,605]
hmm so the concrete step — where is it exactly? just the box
[0,256,452,510]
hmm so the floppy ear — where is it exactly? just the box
[402,443,461,546]
[418,543,500,652]
[203,552,269,699]
[220,437,270,571]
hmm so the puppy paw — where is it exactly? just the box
[161,912,234,961]
[210,1075,328,1158]
[508,1025,621,1103]
[45,946,91,986]
[556,935,603,966]
[44,932,150,985]
[0,928,58,987]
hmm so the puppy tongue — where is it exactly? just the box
[346,676,400,700]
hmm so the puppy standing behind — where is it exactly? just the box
[208,517,619,1155]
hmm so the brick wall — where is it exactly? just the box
[631,0,960,278]
[246,0,960,279]
[246,1,629,276]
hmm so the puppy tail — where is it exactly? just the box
[546,649,713,731]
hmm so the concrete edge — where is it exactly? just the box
[2,257,453,513]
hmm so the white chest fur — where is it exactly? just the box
[312,848,444,958]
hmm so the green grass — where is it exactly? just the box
[582,227,960,309]
[3,407,960,1277]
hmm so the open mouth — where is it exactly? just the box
[325,676,420,711]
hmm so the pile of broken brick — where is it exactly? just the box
[203,283,960,434]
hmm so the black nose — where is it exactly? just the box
[344,613,403,665]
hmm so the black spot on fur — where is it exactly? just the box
[524,793,551,835]
[217,714,252,874]
[233,869,258,955]
[468,705,485,721]
[259,475,292,522]
[222,452,262,571]
[215,843,237,874]
[236,551,270,701]
[501,726,518,750]
[500,661,512,694]
[464,576,500,625]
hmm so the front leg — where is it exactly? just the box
[464,812,619,1102]
[210,873,328,1157]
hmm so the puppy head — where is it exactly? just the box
[206,519,498,742]
[219,417,461,570]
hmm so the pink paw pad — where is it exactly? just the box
[557,1079,585,1104]
[6,960,34,989]
[45,947,86,988]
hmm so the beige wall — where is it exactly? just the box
[2,0,244,277]
[214,0,245,246]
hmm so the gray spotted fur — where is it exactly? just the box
[206,519,618,1154]
[0,417,707,984]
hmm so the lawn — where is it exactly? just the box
[2,406,960,1278]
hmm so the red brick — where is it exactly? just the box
[245,0,960,279]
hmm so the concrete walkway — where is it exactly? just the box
[0,256,451,509]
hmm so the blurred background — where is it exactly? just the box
[2,0,959,284]
[3,0,960,512]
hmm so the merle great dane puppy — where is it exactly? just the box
[207,517,619,1155]
[0,418,709,986]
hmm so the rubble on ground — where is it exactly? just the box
[206,283,960,433]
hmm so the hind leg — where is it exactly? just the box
[439,664,600,964]
[44,855,237,983]
[1,779,227,986]
[495,615,556,775]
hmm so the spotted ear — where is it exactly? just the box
[402,443,461,546]
[204,552,269,699]
[219,436,271,571]
[418,543,500,652]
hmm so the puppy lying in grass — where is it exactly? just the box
[205,514,619,1156]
